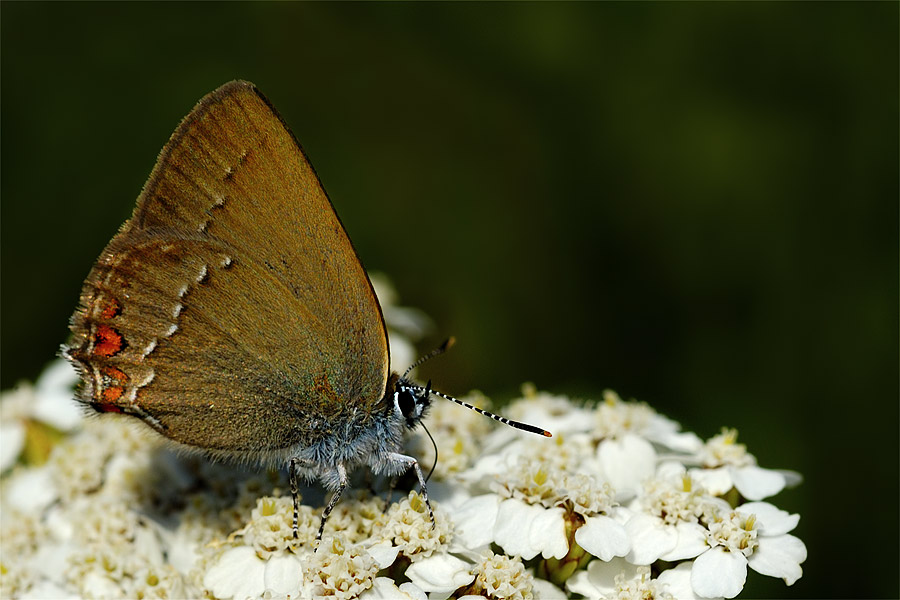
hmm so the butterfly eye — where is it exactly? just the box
[395,387,418,420]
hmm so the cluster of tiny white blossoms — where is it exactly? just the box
[1,278,806,599]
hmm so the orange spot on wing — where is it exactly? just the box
[99,298,121,320]
[102,386,124,402]
[101,366,128,382]
[93,325,124,357]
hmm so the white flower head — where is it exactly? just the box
[506,384,596,436]
[468,550,534,600]
[241,495,315,558]
[303,534,379,599]
[202,545,303,600]
[690,501,807,598]
[49,418,156,503]
[595,390,660,440]
[360,577,427,599]
[624,463,712,564]
[690,428,798,501]
[377,491,452,561]
[593,390,697,450]
[322,492,385,543]
[568,558,684,600]
[698,428,753,468]
[1,280,807,600]
[476,451,632,563]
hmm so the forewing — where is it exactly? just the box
[66,82,389,453]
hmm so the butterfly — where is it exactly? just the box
[64,81,550,541]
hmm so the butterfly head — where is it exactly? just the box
[393,377,433,429]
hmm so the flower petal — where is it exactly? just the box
[33,360,81,431]
[565,570,602,600]
[567,557,639,598]
[532,577,567,600]
[735,501,799,536]
[360,577,426,600]
[529,505,569,559]
[575,515,630,561]
[777,469,804,488]
[404,553,474,596]
[691,547,747,599]
[597,434,656,500]
[0,422,25,472]
[5,467,58,514]
[366,540,401,570]
[689,466,733,496]
[399,582,428,600]
[263,552,303,597]
[203,546,266,600]
[494,498,567,560]
[731,465,787,501]
[493,498,540,559]
[625,513,677,565]
[747,534,807,585]
[451,494,501,550]
[657,562,716,600]
[659,521,708,561]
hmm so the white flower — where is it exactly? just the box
[532,577,568,600]
[596,432,657,502]
[469,550,534,600]
[690,501,806,598]
[204,546,303,599]
[506,385,596,436]
[594,390,703,453]
[404,553,474,596]
[492,497,569,560]
[449,493,501,550]
[360,577,426,600]
[0,360,80,472]
[568,558,709,600]
[689,428,800,501]
[241,496,314,557]
[0,288,807,600]
[31,359,83,431]
[494,454,630,561]
[375,491,453,561]
[589,391,700,502]
[624,462,712,564]
[302,534,378,599]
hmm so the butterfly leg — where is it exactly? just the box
[387,452,436,530]
[316,462,348,542]
[289,457,304,540]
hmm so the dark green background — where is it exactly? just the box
[2,3,896,598]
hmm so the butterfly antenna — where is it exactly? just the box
[413,386,552,438]
[421,421,439,483]
[403,337,455,379]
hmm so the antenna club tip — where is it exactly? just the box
[543,431,553,437]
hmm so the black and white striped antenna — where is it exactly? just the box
[405,337,552,438]
[402,337,455,379]
[411,384,552,438]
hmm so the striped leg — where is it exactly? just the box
[388,452,435,530]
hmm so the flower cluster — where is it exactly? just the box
[0,279,805,599]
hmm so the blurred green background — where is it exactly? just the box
[2,3,896,598]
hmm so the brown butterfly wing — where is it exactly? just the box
[66,81,389,455]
